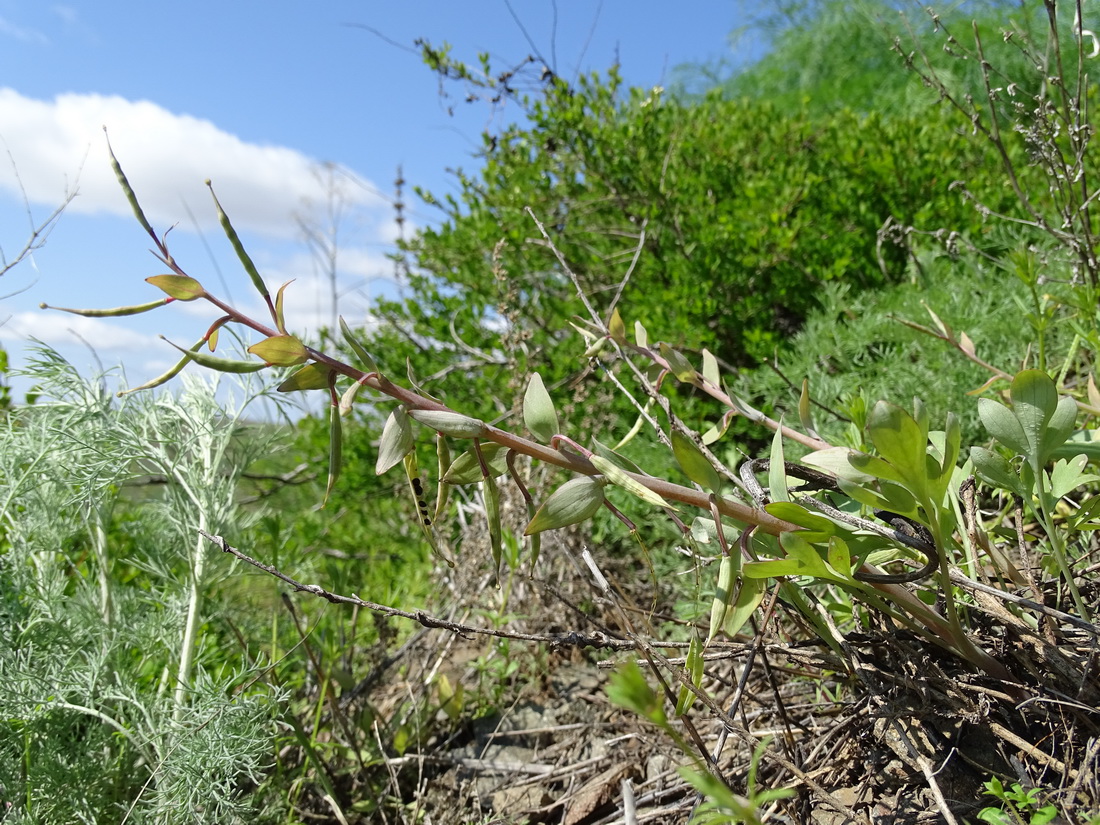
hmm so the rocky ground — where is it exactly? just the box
[287,518,1100,824]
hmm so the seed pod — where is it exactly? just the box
[207,180,270,301]
[434,432,452,521]
[706,554,736,647]
[323,402,342,507]
[161,337,266,373]
[484,475,503,583]
[117,338,205,396]
[41,298,171,317]
[105,129,156,238]
[589,455,673,509]
[339,316,379,373]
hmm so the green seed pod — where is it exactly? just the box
[434,432,452,521]
[339,316,379,373]
[117,337,205,396]
[706,555,736,647]
[323,403,342,507]
[443,443,510,484]
[207,180,269,301]
[162,337,266,373]
[484,475,503,583]
[277,364,332,392]
[41,298,171,317]
[105,129,156,238]
[522,372,559,444]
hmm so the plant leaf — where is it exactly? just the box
[442,443,510,484]
[376,406,414,475]
[867,401,929,499]
[659,343,696,382]
[523,372,559,443]
[1039,396,1078,465]
[1010,369,1058,458]
[978,397,1030,456]
[1049,455,1100,500]
[969,447,1025,498]
[671,430,722,493]
[146,274,205,301]
[407,409,486,438]
[589,455,673,509]
[248,334,309,366]
[339,316,379,373]
[277,363,332,392]
[524,476,605,534]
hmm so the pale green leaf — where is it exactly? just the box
[248,334,308,367]
[277,363,332,392]
[146,274,205,301]
[376,406,414,475]
[442,443,509,484]
[589,455,673,509]
[523,372,559,443]
[660,343,696,382]
[524,476,605,534]
[978,397,1030,456]
[407,409,486,438]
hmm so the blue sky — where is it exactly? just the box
[0,1,758,404]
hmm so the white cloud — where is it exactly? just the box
[51,6,78,27]
[0,88,386,239]
[0,16,48,44]
[0,309,159,351]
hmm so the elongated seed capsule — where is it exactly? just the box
[41,298,172,317]
[484,475,503,584]
[206,180,270,301]
[105,129,156,239]
[161,336,266,373]
[434,432,451,521]
[404,452,454,567]
[324,402,342,507]
[117,337,205,396]
[706,554,736,647]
